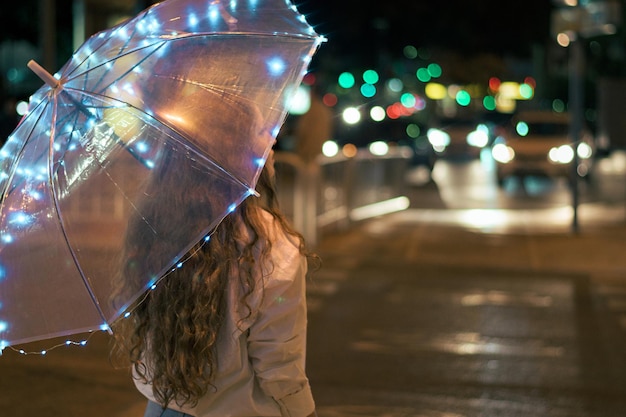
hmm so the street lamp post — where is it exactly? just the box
[551,0,622,233]
[569,37,584,233]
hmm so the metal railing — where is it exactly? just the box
[274,147,412,247]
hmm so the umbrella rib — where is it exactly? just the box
[64,31,317,98]
[126,75,266,189]
[66,81,257,192]
[44,93,164,220]
[49,187,113,337]
[42,97,113,333]
[168,30,320,41]
[69,42,167,97]
[53,88,156,171]
[95,44,168,97]
[63,8,151,82]
[4,93,157,327]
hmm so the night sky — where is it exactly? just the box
[0,0,556,92]
[293,0,553,70]
[1,0,554,64]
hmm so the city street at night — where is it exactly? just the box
[2,157,626,415]
[2,0,626,416]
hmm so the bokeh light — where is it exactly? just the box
[342,107,361,124]
[302,72,316,85]
[488,77,501,92]
[386,78,403,93]
[369,141,389,156]
[338,72,355,89]
[483,95,496,111]
[287,85,311,115]
[455,90,471,106]
[342,143,358,158]
[516,121,529,136]
[400,93,416,108]
[403,45,418,59]
[416,68,431,82]
[406,123,421,138]
[322,140,339,157]
[370,106,386,122]
[427,63,442,78]
[425,83,446,100]
[322,93,337,107]
[16,101,29,116]
[360,83,376,98]
[362,69,379,84]
[552,99,566,112]
[524,76,536,89]
[519,83,534,99]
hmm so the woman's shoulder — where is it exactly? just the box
[257,209,306,280]
[259,209,300,250]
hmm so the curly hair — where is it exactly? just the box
[111,161,313,408]
[109,94,317,408]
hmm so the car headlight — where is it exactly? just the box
[577,142,593,159]
[368,140,389,156]
[427,128,450,152]
[548,145,574,164]
[467,129,489,148]
[492,143,514,163]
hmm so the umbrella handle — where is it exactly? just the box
[28,60,60,89]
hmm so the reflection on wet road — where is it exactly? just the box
[307,211,626,417]
[406,150,626,233]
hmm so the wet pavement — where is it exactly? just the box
[306,211,626,417]
[2,209,626,416]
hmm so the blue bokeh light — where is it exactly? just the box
[188,12,199,28]
[267,57,286,76]
[208,3,221,24]
[9,211,33,227]
[135,141,149,153]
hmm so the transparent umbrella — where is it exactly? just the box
[0,0,323,351]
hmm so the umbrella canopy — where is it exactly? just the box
[0,0,323,350]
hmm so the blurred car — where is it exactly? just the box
[490,110,595,185]
[427,117,491,160]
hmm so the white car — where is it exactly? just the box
[491,110,595,185]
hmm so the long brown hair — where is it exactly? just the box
[109,90,317,407]
[110,159,314,408]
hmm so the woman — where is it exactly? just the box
[110,96,318,417]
